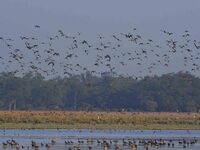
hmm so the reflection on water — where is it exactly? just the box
[0,129,199,150]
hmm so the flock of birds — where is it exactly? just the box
[1,26,200,150]
[1,137,199,150]
[0,26,200,79]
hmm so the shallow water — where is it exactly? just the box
[0,129,200,150]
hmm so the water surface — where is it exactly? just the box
[0,129,199,150]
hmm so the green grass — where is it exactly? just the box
[0,111,199,129]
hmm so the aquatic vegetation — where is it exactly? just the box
[0,111,199,129]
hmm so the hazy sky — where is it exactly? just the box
[0,0,200,77]
[1,0,200,35]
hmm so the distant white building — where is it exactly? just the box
[101,71,116,77]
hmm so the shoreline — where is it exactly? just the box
[0,124,200,130]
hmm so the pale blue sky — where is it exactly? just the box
[0,0,200,77]
[1,0,200,36]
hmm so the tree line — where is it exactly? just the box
[0,72,199,112]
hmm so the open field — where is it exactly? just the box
[0,111,199,129]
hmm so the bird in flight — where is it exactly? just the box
[34,25,40,28]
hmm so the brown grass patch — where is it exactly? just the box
[0,111,199,129]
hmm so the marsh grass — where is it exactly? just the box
[0,111,199,129]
